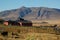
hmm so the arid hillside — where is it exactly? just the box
[0,7,60,21]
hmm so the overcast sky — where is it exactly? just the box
[0,0,60,11]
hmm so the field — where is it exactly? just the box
[0,24,60,40]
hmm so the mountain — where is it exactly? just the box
[0,6,60,21]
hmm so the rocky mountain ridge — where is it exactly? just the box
[0,7,60,21]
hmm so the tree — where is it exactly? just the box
[0,19,4,24]
[17,17,24,21]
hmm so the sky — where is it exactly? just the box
[0,0,60,12]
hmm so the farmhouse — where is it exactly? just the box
[18,20,32,26]
[3,19,32,26]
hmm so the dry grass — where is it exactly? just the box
[0,24,60,40]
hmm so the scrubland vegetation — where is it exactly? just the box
[0,24,60,40]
